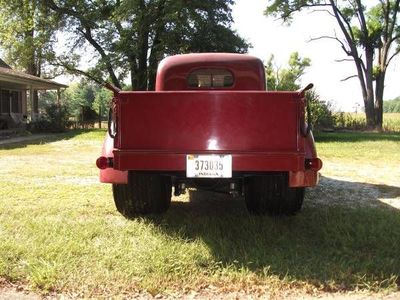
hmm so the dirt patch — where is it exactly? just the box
[0,280,39,300]
[0,289,39,300]
[1,285,399,300]
[304,160,400,210]
[0,134,56,146]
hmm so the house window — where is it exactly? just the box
[11,91,22,113]
[187,69,234,88]
[0,90,10,114]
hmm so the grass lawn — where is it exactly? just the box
[0,129,399,298]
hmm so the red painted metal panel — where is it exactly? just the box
[113,151,304,172]
[289,170,319,187]
[116,91,302,154]
[156,53,266,91]
[99,133,128,184]
[98,53,322,187]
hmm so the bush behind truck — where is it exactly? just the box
[96,53,322,217]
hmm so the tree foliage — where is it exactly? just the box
[28,103,70,133]
[64,81,95,118]
[0,0,58,76]
[383,97,400,112]
[266,52,335,129]
[92,86,113,119]
[0,0,62,116]
[265,52,311,91]
[265,0,400,130]
[44,0,249,90]
[64,81,112,128]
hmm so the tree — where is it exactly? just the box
[43,0,249,91]
[0,0,58,76]
[92,87,112,128]
[383,97,400,112]
[0,0,60,113]
[265,0,400,130]
[64,81,96,124]
[64,81,113,128]
[266,52,335,129]
[265,52,311,90]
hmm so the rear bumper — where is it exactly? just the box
[113,150,305,172]
[103,150,319,187]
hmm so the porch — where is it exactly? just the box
[0,63,67,132]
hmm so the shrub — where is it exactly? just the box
[306,91,335,130]
[332,112,366,130]
[28,103,71,133]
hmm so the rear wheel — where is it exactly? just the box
[112,172,172,218]
[244,173,304,215]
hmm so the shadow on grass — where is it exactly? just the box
[151,176,400,291]
[0,128,106,150]
[314,131,400,143]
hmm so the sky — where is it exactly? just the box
[232,0,400,111]
[49,1,400,112]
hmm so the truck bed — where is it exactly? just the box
[113,91,305,172]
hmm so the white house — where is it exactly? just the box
[0,58,67,131]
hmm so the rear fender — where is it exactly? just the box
[289,131,321,187]
[304,130,318,159]
[99,133,128,184]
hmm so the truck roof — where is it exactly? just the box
[155,53,266,91]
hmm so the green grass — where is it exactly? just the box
[0,129,399,297]
[315,131,400,162]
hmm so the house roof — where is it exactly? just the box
[0,58,11,69]
[0,65,68,90]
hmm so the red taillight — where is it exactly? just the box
[305,158,323,171]
[96,156,112,169]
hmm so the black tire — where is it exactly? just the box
[112,183,130,215]
[244,173,304,215]
[112,172,172,218]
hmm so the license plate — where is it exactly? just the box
[186,154,232,178]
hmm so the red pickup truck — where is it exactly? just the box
[97,53,322,217]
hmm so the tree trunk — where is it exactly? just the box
[136,0,149,91]
[148,33,162,91]
[98,106,102,129]
[364,96,375,128]
[364,47,377,129]
[354,60,375,128]
[128,55,138,90]
[375,70,385,131]
[147,0,166,91]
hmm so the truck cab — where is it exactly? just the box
[156,53,265,91]
[97,53,322,217]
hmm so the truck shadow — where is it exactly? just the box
[150,176,400,290]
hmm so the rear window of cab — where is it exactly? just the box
[187,68,234,88]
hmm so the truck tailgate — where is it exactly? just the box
[116,91,303,153]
